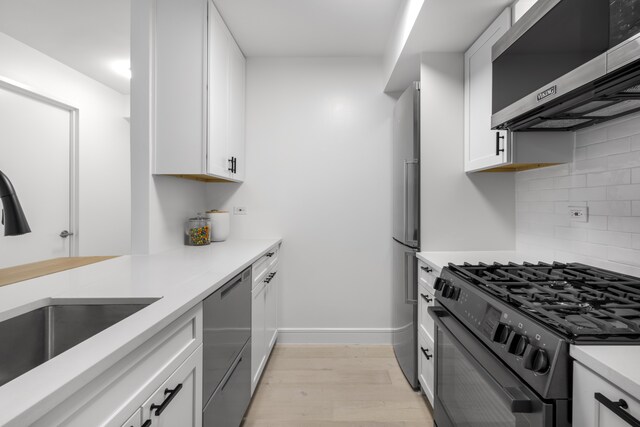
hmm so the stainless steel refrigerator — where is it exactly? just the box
[392,82,420,390]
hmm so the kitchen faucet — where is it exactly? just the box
[0,170,31,236]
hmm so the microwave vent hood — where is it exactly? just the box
[491,0,640,132]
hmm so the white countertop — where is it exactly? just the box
[0,238,281,425]
[571,345,640,400]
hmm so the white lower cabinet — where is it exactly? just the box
[141,345,202,427]
[33,304,203,427]
[417,259,436,406]
[573,362,640,427]
[418,331,435,405]
[251,280,267,394]
[251,254,279,395]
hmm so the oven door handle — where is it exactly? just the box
[430,306,533,414]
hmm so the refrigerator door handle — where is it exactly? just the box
[404,159,419,245]
[404,251,418,304]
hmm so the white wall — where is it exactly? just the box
[420,53,515,251]
[516,113,640,277]
[0,32,131,257]
[206,57,396,343]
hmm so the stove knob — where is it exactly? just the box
[434,277,447,291]
[508,334,528,356]
[451,287,461,301]
[524,348,550,374]
[491,323,511,344]
[442,284,454,298]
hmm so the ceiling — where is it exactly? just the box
[0,0,131,94]
[385,0,513,92]
[213,0,403,57]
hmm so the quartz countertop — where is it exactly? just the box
[570,345,640,400]
[0,238,281,425]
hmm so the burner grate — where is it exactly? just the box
[447,262,640,342]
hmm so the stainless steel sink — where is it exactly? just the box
[0,298,159,387]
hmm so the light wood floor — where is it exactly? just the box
[243,345,434,427]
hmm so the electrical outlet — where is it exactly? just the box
[234,206,247,215]
[569,206,588,222]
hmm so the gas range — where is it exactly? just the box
[433,262,640,401]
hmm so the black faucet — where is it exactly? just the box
[0,170,31,236]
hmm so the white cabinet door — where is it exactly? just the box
[228,38,246,181]
[573,362,640,427]
[464,8,511,172]
[207,0,231,178]
[142,345,203,427]
[265,270,279,352]
[251,282,266,394]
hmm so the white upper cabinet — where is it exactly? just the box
[155,0,246,182]
[464,8,511,173]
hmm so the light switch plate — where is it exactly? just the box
[569,206,588,222]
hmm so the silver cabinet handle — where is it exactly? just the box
[59,230,74,238]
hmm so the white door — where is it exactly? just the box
[251,282,266,394]
[464,8,511,172]
[265,269,278,352]
[0,81,76,267]
[228,39,246,181]
[207,0,230,178]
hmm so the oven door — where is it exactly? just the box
[430,306,555,427]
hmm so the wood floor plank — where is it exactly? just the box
[244,344,433,426]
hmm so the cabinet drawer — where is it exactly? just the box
[418,261,438,293]
[252,246,279,288]
[573,362,640,427]
[418,331,435,406]
[418,285,435,342]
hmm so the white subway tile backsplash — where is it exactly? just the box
[556,226,588,242]
[569,187,607,201]
[571,215,608,230]
[609,216,640,233]
[555,175,586,189]
[572,157,608,174]
[608,246,640,268]
[517,115,640,273]
[576,126,607,147]
[607,114,640,140]
[529,177,556,190]
[586,137,630,159]
[588,229,632,248]
[574,147,588,161]
[607,184,640,201]
[607,150,640,170]
[587,201,631,216]
[587,170,630,187]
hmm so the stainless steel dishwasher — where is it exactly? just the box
[203,266,252,427]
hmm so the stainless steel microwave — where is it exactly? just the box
[492,0,640,131]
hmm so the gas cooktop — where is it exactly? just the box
[446,262,640,343]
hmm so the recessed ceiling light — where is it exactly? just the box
[111,60,131,79]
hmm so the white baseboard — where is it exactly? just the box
[277,328,393,344]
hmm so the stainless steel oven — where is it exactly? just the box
[430,306,563,427]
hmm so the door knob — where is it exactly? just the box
[59,230,74,238]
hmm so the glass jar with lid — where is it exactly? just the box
[184,213,211,246]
